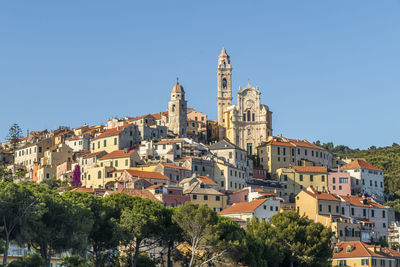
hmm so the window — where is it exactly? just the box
[328,205,331,213]
[339,177,348,183]
[204,195,208,200]
[193,194,197,200]
[247,110,251,122]
[98,171,101,179]
[270,206,273,211]
[333,177,336,183]
[277,147,280,155]
[216,196,220,201]
[351,208,354,216]
[371,210,375,217]
[283,147,286,156]
[383,210,386,218]
[370,180,372,186]
[383,222,386,228]
[310,175,313,182]
[97,141,100,149]
[321,175,325,182]
[103,140,107,147]
[363,209,366,217]
[341,207,345,215]
[125,159,128,166]
[283,175,288,181]
[299,174,303,181]
[319,204,322,212]
[229,152,232,159]
[336,206,339,213]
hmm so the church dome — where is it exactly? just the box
[172,82,184,93]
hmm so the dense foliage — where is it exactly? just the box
[0,182,332,267]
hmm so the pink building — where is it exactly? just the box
[328,172,351,196]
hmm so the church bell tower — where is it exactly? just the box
[217,48,232,126]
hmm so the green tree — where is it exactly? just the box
[7,254,44,267]
[6,123,23,174]
[0,182,38,265]
[269,211,332,267]
[27,186,93,266]
[172,203,242,267]
[119,197,166,267]
[40,178,61,190]
[63,192,121,267]
[61,255,88,267]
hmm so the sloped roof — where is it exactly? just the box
[339,195,387,209]
[111,188,160,203]
[209,138,244,151]
[124,170,169,180]
[82,151,106,159]
[155,139,184,145]
[341,159,383,172]
[292,166,327,173]
[197,176,218,186]
[183,182,223,196]
[219,199,267,215]
[303,187,340,201]
[333,241,400,259]
[99,149,136,160]
[93,125,130,140]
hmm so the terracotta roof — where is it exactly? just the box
[183,182,223,196]
[303,188,340,201]
[155,139,184,145]
[69,187,95,193]
[111,188,160,203]
[341,159,383,172]
[219,199,267,215]
[124,170,169,180]
[82,151,106,159]
[197,176,218,186]
[161,163,191,171]
[287,139,325,150]
[151,111,168,120]
[339,195,387,209]
[0,149,12,154]
[333,241,400,259]
[93,125,130,140]
[263,140,295,147]
[292,166,327,173]
[253,188,277,197]
[99,149,136,160]
[146,184,163,190]
[127,114,152,122]
[67,136,81,141]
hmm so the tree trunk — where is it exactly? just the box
[189,246,196,267]
[132,238,141,267]
[167,240,172,267]
[2,232,9,265]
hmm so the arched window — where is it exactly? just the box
[223,62,226,68]
[98,170,101,179]
[222,78,227,89]
[247,110,251,122]
[252,113,255,121]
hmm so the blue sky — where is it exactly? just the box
[1,1,399,149]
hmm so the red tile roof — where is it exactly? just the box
[264,140,295,147]
[69,187,95,193]
[99,149,136,160]
[124,170,169,180]
[333,241,400,259]
[151,111,168,120]
[341,159,383,172]
[93,125,130,140]
[111,188,160,203]
[82,151,106,159]
[303,188,340,201]
[155,139,184,145]
[197,176,217,186]
[219,199,267,215]
[339,195,387,209]
[292,166,327,173]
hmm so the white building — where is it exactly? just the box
[65,134,90,152]
[341,159,384,203]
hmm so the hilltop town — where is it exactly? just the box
[1,49,400,267]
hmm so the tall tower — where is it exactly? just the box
[168,81,187,137]
[217,48,232,126]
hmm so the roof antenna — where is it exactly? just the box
[176,77,179,84]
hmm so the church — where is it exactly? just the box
[217,48,273,155]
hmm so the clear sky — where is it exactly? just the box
[1,1,399,149]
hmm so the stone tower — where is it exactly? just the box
[217,47,232,126]
[168,81,187,137]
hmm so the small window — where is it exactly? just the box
[204,195,208,200]
[193,194,197,200]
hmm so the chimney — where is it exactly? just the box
[124,148,129,154]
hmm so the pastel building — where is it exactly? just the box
[341,159,384,202]
[328,172,351,196]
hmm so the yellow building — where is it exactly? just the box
[183,181,227,212]
[214,162,247,191]
[82,166,117,189]
[277,166,327,202]
[97,149,143,170]
[332,241,400,267]
[257,136,332,176]
[91,124,139,153]
[296,187,361,243]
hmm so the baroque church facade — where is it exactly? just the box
[217,48,273,155]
